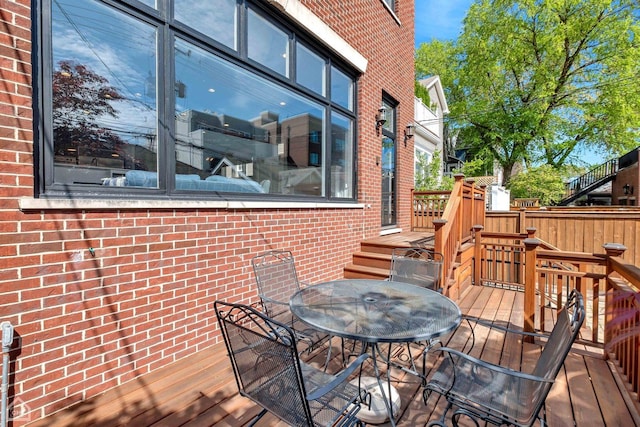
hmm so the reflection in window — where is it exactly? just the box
[44,0,357,200]
[331,66,353,111]
[296,43,325,95]
[175,38,326,196]
[331,112,353,198]
[51,0,157,187]
[174,0,236,49]
[248,9,289,77]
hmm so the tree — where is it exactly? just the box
[52,60,128,164]
[416,0,640,186]
[415,150,454,190]
[507,164,567,206]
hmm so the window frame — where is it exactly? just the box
[36,0,359,202]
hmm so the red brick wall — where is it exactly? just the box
[0,0,415,423]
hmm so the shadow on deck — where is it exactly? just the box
[26,286,639,427]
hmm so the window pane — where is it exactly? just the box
[296,43,325,95]
[174,0,236,49]
[382,99,395,132]
[175,38,325,196]
[248,9,289,77]
[331,66,352,110]
[330,112,354,198]
[52,0,158,187]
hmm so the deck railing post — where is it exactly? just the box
[523,237,541,340]
[603,243,628,346]
[473,225,483,286]
[518,208,527,233]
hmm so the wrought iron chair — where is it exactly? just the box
[423,289,585,427]
[251,250,330,357]
[215,300,369,427]
[389,247,444,293]
[387,247,445,381]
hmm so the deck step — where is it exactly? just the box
[352,251,392,270]
[343,263,389,280]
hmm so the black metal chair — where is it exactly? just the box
[387,247,445,381]
[251,250,330,357]
[424,289,585,427]
[389,247,444,293]
[215,300,369,427]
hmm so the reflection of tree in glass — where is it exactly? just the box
[53,60,143,169]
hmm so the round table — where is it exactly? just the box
[290,279,461,425]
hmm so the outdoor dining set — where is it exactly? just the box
[214,249,585,427]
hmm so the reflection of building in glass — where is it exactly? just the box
[175,109,337,195]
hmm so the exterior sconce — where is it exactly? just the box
[375,106,387,136]
[404,123,415,146]
[623,183,634,195]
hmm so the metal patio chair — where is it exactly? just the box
[389,247,444,293]
[215,300,369,427]
[251,250,331,357]
[388,247,445,381]
[423,289,585,427]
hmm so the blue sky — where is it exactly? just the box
[415,0,474,45]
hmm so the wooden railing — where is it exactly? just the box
[424,175,485,292]
[510,198,540,210]
[473,229,640,405]
[411,189,450,231]
[562,158,618,203]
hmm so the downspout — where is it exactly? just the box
[1,321,13,427]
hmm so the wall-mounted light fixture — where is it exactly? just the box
[375,106,387,136]
[404,123,415,146]
[623,183,634,195]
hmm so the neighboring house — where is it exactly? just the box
[560,146,640,206]
[0,0,415,424]
[413,76,449,185]
[613,148,639,206]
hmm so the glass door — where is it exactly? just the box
[381,99,396,227]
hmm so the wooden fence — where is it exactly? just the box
[485,207,640,268]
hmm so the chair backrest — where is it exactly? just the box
[251,250,301,318]
[389,247,444,291]
[533,289,585,379]
[524,289,585,424]
[214,300,314,426]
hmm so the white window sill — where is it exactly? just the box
[20,197,365,211]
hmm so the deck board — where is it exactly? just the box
[27,286,638,427]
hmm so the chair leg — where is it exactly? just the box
[425,399,453,427]
[248,408,268,427]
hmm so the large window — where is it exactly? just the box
[41,0,357,200]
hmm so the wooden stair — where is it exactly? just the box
[343,231,436,280]
[343,232,475,300]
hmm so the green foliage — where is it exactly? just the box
[416,0,640,186]
[507,165,567,206]
[415,150,453,190]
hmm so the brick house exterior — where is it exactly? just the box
[0,0,415,423]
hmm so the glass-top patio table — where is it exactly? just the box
[290,279,462,426]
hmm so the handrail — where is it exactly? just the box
[561,158,618,204]
[433,175,486,294]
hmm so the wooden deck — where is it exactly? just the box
[27,286,639,427]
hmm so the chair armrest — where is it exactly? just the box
[258,294,287,306]
[431,347,553,384]
[306,353,370,401]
